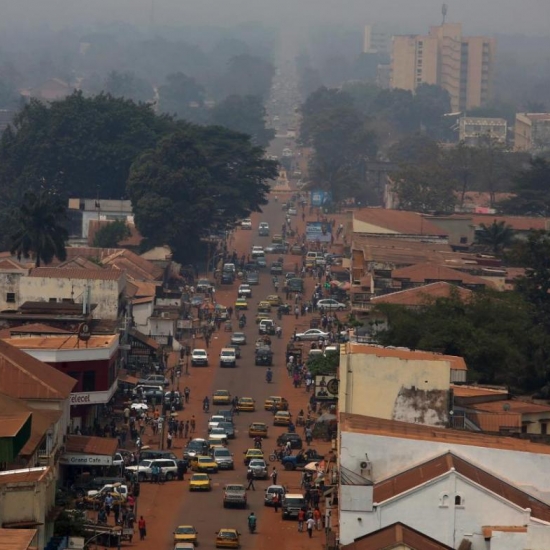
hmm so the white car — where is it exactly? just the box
[208,415,226,431]
[191,349,209,367]
[238,284,252,298]
[294,329,330,342]
[317,299,347,311]
[288,207,297,216]
[241,219,252,229]
[249,458,268,479]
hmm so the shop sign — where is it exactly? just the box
[59,453,113,466]
[70,381,118,406]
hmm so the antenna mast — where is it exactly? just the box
[441,4,448,25]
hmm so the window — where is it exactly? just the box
[82,370,96,392]
[439,493,449,507]
[542,423,548,435]
[6,293,15,303]
[460,237,468,244]
[455,494,465,507]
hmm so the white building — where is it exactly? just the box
[459,117,507,146]
[339,414,550,549]
[68,197,134,239]
[0,267,126,320]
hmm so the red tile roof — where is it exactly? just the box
[7,324,71,335]
[0,340,76,400]
[28,267,123,281]
[391,262,488,286]
[347,343,468,370]
[373,452,550,522]
[57,256,104,271]
[451,385,508,398]
[466,411,522,433]
[468,214,549,232]
[471,399,550,415]
[354,208,448,236]
[102,249,164,281]
[343,522,453,550]
[371,282,473,306]
[0,259,27,271]
[65,435,118,456]
[341,413,550,454]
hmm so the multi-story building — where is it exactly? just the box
[459,116,507,146]
[390,23,495,111]
[515,113,550,153]
[363,24,391,54]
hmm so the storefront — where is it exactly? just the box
[69,380,119,433]
[127,329,160,371]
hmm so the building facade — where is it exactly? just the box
[363,24,391,54]
[515,113,550,153]
[459,117,507,146]
[390,23,495,111]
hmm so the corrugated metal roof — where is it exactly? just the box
[373,452,550,522]
[340,413,550,455]
[353,208,447,236]
[0,527,37,549]
[392,262,488,286]
[471,399,550,415]
[0,467,49,484]
[7,324,71,335]
[0,413,32,437]
[371,282,473,306]
[0,340,76,400]
[28,267,123,281]
[65,435,118,456]
[4,334,118,351]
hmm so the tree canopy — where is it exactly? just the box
[103,71,155,103]
[157,72,207,124]
[127,124,277,261]
[92,220,131,248]
[210,95,275,148]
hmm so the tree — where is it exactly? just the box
[103,71,154,103]
[157,72,207,124]
[215,54,274,101]
[127,125,277,261]
[413,84,452,137]
[0,92,174,203]
[341,81,381,116]
[369,88,418,134]
[10,190,68,267]
[210,95,275,147]
[443,142,477,208]
[307,352,339,376]
[388,134,440,166]
[475,220,515,254]
[394,164,457,213]
[93,220,131,248]
[499,157,550,216]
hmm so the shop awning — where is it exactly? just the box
[117,371,139,385]
[60,435,118,467]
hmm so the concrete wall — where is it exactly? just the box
[0,271,26,311]
[352,219,397,235]
[18,275,125,319]
[339,352,451,426]
[340,472,535,547]
[133,302,154,330]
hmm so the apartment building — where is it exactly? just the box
[515,113,550,153]
[363,24,391,54]
[390,23,495,111]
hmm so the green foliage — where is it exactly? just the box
[103,71,154,103]
[10,190,68,267]
[0,78,20,109]
[0,92,175,202]
[215,54,274,101]
[210,95,275,148]
[300,87,378,203]
[307,352,339,376]
[388,134,441,166]
[55,509,87,537]
[158,72,207,124]
[475,221,515,254]
[93,219,131,248]
[499,157,550,216]
[394,163,457,213]
[375,291,550,391]
[127,124,277,261]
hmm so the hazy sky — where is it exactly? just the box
[2,0,550,35]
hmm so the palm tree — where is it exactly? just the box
[475,220,515,254]
[10,190,68,267]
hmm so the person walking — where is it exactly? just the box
[184,386,190,403]
[305,427,313,446]
[306,516,315,538]
[297,509,306,532]
[167,431,173,449]
[190,416,196,433]
[246,468,256,491]
[138,516,147,540]
[270,467,278,485]
[272,492,280,513]
[313,507,322,530]
[184,420,190,438]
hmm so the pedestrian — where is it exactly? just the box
[184,420,190,438]
[306,516,315,538]
[297,509,306,532]
[178,421,184,438]
[305,427,313,446]
[104,493,113,517]
[246,468,256,491]
[294,306,299,319]
[167,431,173,449]
[273,492,280,513]
[184,386,190,403]
[270,467,278,485]
[138,516,147,540]
[313,507,322,530]
[190,416,196,433]
[151,463,160,483]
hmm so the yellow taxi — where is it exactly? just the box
[191,455,219,473]
[243,448,265,465]
[215,528,240,549]
[248,422,268,438]
[189,473,212,491]
[235,298,248,310]
[255,312,271,323]
[257,301,272,313]
[173,525,198,544]
[213,389,231,405]
[274,410,292,426]
[264,396,288,411]
[237,397,255,412]
[265,294,283,307]
[272,234,283,243]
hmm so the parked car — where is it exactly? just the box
[276,433,303,449]
[191,349,209,367]
[241,218,252,230]
[137,374,169,387]
[238,284,252,298]
[317,299,347,311]
[264,485,286,506]
[294,329,330,341]
[125,459,178,482]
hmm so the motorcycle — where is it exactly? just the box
[239,318,245,329]
[203,401,210,413]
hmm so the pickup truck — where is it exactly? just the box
[281,450,325,471]
[222,484,247,508]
